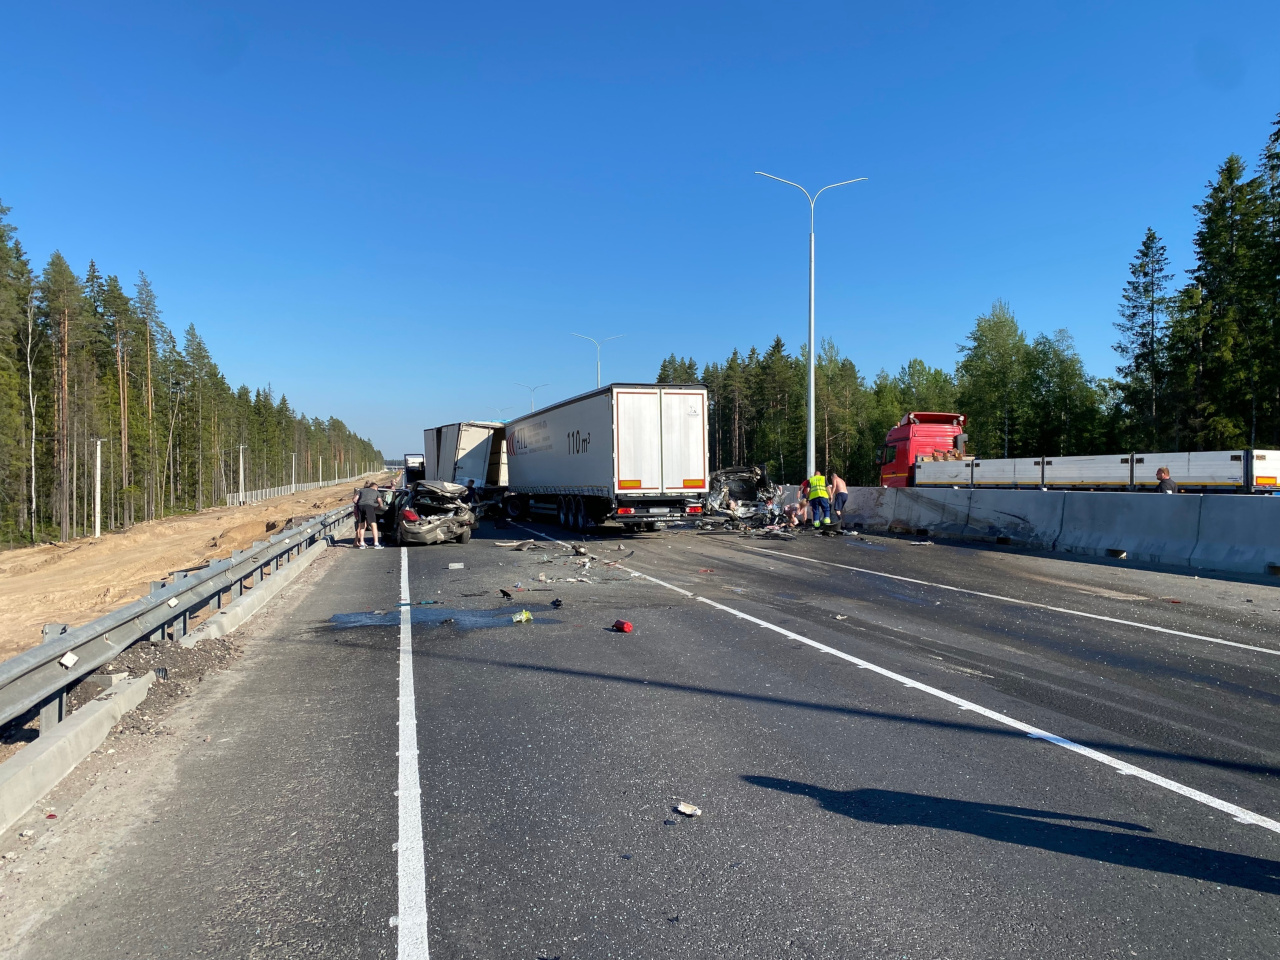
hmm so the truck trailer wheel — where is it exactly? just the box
[556,496,568,528]
[504,496,527,520]
[573,496,586,532]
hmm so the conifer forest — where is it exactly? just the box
[0,206,382,546]
[661,112,1280,485]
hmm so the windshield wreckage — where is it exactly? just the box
[702,465,782,527]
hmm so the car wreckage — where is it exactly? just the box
[702,465,782,527]
[394,480,477,545]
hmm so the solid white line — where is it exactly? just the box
[512,522,1280,835]
[397,547,431,958]
[742,544,1280,657]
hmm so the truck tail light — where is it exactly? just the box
[402,509,421,522]
[685,505,702,514]
[617,507,635,515]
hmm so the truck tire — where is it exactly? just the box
[556,496,568,528]
[573,496,586,532]
[504,496,526,520]
[456,526,471,544]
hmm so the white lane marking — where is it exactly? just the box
[512,522,1280,835]
[397,548,431,958]
[741,544,1280,657]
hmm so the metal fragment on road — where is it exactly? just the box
[834,614,848,620]
[675,801,701,817]
[448,562,465,570]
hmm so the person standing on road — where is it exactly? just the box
[828,471,848,522]
[353,481,384,549]
[1156,467,1178,493]
[807,471,831,529]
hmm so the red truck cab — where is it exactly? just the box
[878,412,967,487]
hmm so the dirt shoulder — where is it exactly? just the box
[0,473,391,663]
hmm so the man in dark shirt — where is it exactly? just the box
[1155,467,1178,493]
[353,481,384,548]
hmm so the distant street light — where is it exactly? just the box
[515,382,551,413]
[569,333,623,389]
[489,405,514,421]
[755,171,867,479]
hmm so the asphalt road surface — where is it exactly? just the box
[12,520,1280,959]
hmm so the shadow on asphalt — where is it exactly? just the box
[427,654,1280,781]
[741,776,1280,895]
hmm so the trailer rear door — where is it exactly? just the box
[614,388,662,492]
[660,389,708,494]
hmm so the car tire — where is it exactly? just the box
[456,526,471,544]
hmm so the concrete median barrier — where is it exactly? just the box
[889,488,972,538]
[1190,496,1280,575]
[841,487,897,531]
[1055,492,1203,565]
[963,489,1065,548]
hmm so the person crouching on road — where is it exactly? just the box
[807,471,832,529]
[828,471,848,521]
[1156,466,1178,493]
[353,481,384,549]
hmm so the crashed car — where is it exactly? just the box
[392,480,477,545]
[703,465,782,527]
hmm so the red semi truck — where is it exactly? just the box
[877,411,1279,492]
[877,412,968,487]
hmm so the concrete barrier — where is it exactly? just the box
[1054,492,1204,565]
[964,489,1065,548]
[890,488,972,538]
[841,487,897,531]
[1190,496,1280,574]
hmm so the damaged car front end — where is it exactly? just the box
[396,480,478,545]
[703,465,782,528]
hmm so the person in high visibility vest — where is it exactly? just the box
[807,471,831,528]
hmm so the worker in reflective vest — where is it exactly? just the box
[807,472,831,528]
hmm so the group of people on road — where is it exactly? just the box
[782,470,849,530]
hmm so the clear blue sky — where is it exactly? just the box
[3,2,1279,455]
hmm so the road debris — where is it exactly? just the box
[447,562,465,570]
[674,801,702,817]
[908,541,932,546]
[834,614,848,620]
[699,568,715,573]
[551,598,563,609]
[499,589,513,599]
[573,545,589,556]
[512,610,533,624]
[612,619,634,633]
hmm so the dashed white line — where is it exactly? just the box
[513,522,1280,836]
[397,547,431,958]
[741,543,1280,657]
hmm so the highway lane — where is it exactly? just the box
[12,520,1280,958]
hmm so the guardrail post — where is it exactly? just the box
[38,690,66,736]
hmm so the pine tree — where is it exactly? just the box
[956,300,1029,457]
[1114,228,1173,447]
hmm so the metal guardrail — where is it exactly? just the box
[224,472,373,507]
[0,504,354,734]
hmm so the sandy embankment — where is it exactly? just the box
[0,475,391,663]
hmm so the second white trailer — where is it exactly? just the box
[503,383,709,530]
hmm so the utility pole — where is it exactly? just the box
[755,171,867,479]
[94,439,102,538]
[238,445,246,506]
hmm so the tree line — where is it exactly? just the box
[659,110,1280,486]
[0,202,382,546]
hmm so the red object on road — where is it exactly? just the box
[612,620,633,633]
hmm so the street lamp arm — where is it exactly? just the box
[569,332,598,348]
[813,177,868,201]
[754,171,814,205]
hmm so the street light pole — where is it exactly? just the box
[291,452,297,493]
[569,334,623,389]
[514,382,550,413]
[755,172,867,479]
[238,444,246,506]
[94,439,102,538]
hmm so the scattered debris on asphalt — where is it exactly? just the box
[675,801,702,817]
[834,614,848,621]
[573,545,589,556]
[698,568,715,573]
[447,562,465,570]
[499,589,513,599]
[612,620,633,633]
[512,610,533,624]
[551,599,563,609]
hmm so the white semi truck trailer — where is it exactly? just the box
[502,383,709,531]
[423,421,508,488]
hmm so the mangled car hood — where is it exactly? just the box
[413,480,469,499]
